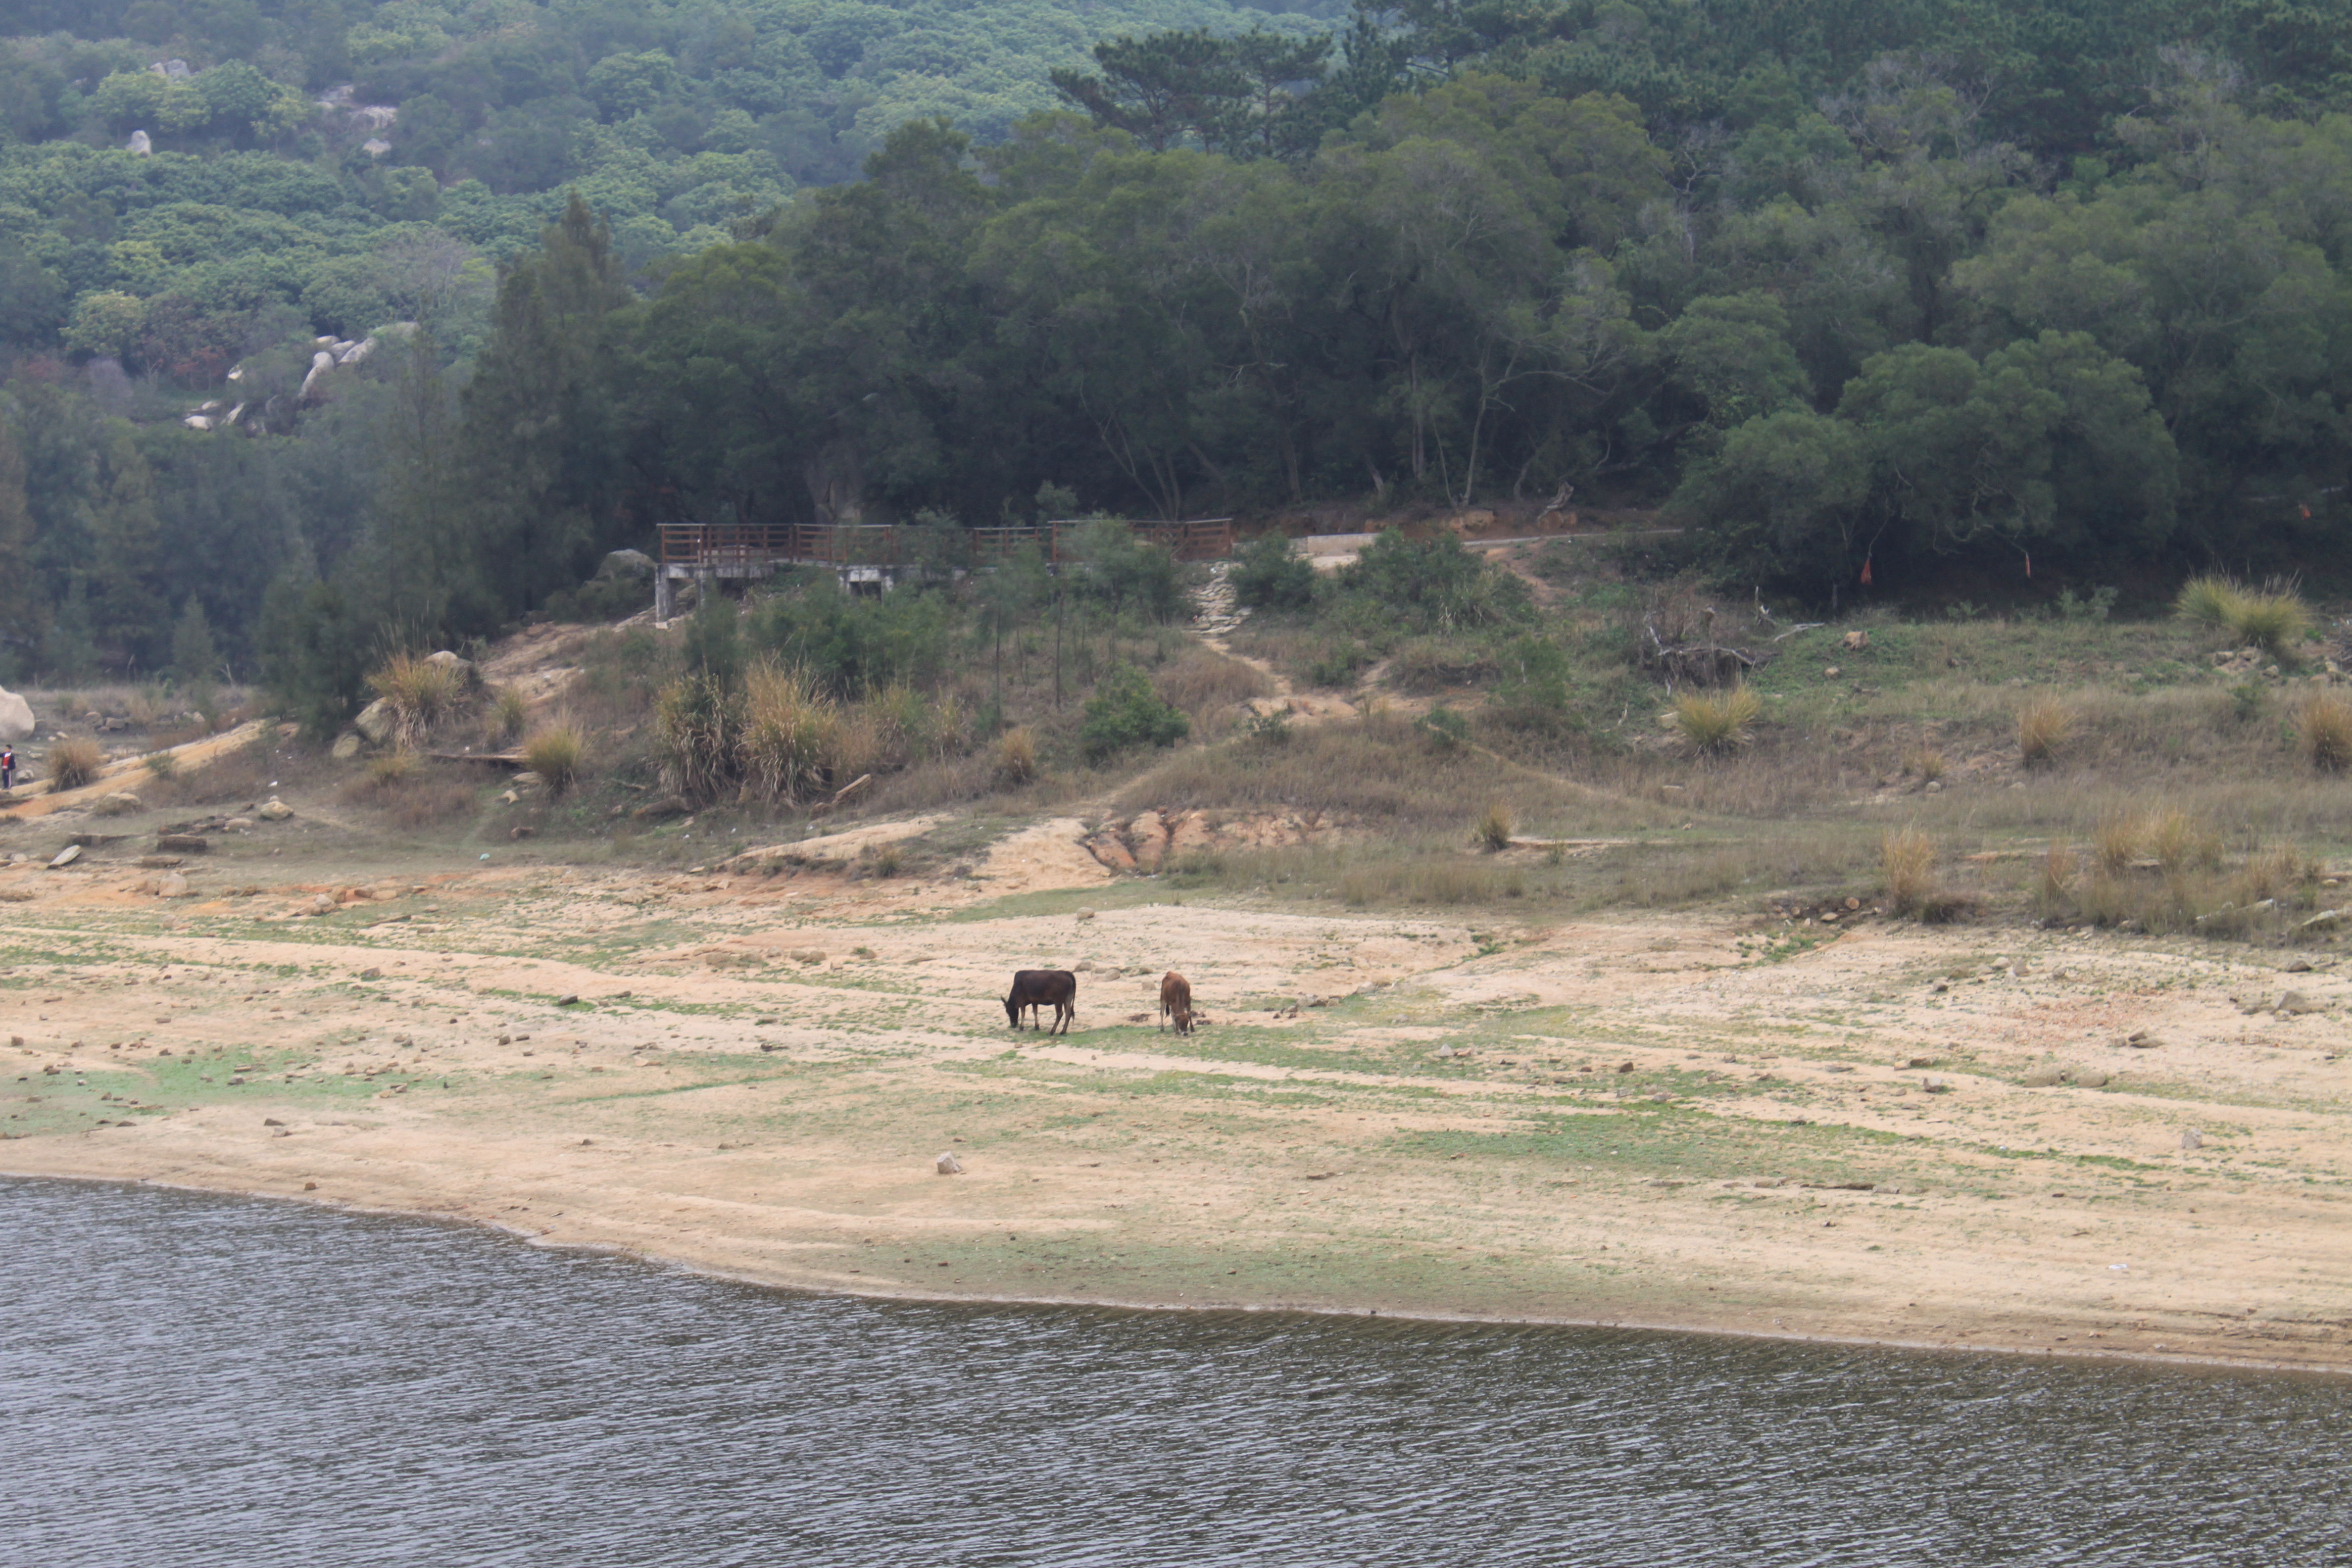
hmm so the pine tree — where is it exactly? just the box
[0,418,37,682]
[458,194,632,622]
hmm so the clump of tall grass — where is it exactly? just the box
[2229,585,2311,660]
[142,748,178,779]
[1902,746,1947,784]
[2017,695,2071,768]
[2036,844,2079,920]
[994,726,1038,784]
[1880,827,1936,916]
[522,724,583,796]
[1474,801,1515,852]
[2175,574,2311,659]
[2298,693,2352,772]
[368,653,471,743]
[2145,807,2221,873]
[738,665,838,804]
[2093,809,2140,873]
[492,687,529,741]
[1672,685,1760,755]
[655,675,743,805]
[2174,574,2239,630]
[46,736,104,790]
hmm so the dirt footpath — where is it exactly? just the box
[3,831,2349,1375]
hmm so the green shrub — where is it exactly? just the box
[1079,666,1191,761]
[1230,533,1317,611]
[1417,704,1470,751]
[1333,529,1530,634]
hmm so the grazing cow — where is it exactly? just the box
[1004,969,1077,1035]
[1159,971,1193,1034]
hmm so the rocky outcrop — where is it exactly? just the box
[600,548,655,578]
[353,698,395,744]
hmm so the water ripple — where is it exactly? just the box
[1,1177,2347,1567]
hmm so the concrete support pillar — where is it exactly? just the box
[655,570,676,623]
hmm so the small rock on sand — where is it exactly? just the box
[2075,1069,2110,1088]
[2022,1065,2063,1087]
[2278,991,2321,1015]
[936,1152,964,1175]
[2182,1128,2203,1150]
[47,845,79,869]
[257,798,293,822]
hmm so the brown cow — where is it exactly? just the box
[1004,969,1077,1035]
[1159,971,1193,1034]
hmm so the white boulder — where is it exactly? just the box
[0,685,32,742]
[353,698,395,744]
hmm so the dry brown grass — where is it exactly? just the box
[2299,694,2352,772]
[995,726,1038,784]
[2146,807,2221,873]
[1879,827,1936,916]
[1903,746,1947,784]
[2017,695,2071,767]
[45,737,104,790]
[1474,801,1515,852]
[738,666,839,805]
[2036,844,2079,919]
[1152,645,1273,718]
[368,654,473,743]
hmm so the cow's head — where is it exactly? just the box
[1003,991,1022,1028]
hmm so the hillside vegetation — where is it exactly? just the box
[6,0,2352,711]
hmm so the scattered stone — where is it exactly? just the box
[1823,665,1842,678]
[309,894,334,915]
[360,968,382,980]
[222,818,253,833]
[157,872,189,898]
[497,790,520,806]
[790,949,825,964]
[2181,1127,2203,1151]
[1074,960,1093,972]
[512,772,543,788]
[555,994,581,1006]
[1076,907,1096,920]
[2123,1030,2160,1048]
[1906,1056,1936,1068]
[1922,1077,1951,1093]
[330,733,362,761]
[1434,1045,1456,1058]
[2285,959,2314,974]
[47,845,79,869]
[935,1152,964,1175]
[634,795,691,820]
[2022,1065,2064,1086]
[136,855,182,869]
[2295,909,2343,934]
[257,798,293,822]
[2075,1069,2110,1088]
[155,834,208,853]
[2278,991,2321,1015]
[91,792,142,817]
[1841,630,1869,651]
[1616,1061,1635,1073]
[510,826,535,840]
[263,1118,284,1127]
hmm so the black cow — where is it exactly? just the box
[1004,969,1077,1035]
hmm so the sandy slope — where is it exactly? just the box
[2,803,2348,1377]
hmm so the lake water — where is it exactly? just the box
[2,1176,2347,1566]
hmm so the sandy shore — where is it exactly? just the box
[5,830,2351,1375]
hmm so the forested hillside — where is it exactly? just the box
[6,0,2352,707]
